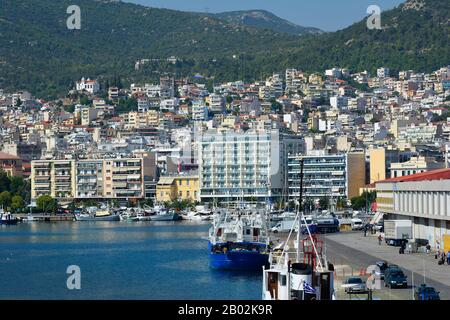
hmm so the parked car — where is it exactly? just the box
[342,277,367,293]
[414,284,440,300]
[384,267,408,288]
[375,261,388,280]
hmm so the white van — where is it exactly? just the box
[351,218,364,230]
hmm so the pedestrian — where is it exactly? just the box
[378,234,382,245]
[426,244,431,254]
[442,252,446,265]
[447,251,450,265]
[364,225,367,237]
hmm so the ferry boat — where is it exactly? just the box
[208,208,270,270]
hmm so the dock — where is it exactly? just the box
[15,214,75,222]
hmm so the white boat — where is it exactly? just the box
[182,206,213,221]
[262,159,335,300]
[75,206,120,222]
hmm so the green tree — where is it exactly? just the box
[36,195,57,214]
[0,191,12,210]
[0,169,11,193]
[10,176,30,201]
[351,191,377,211]
[319,197,329,210]
[11,195,25,213]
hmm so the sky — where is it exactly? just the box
[125,0,405,32]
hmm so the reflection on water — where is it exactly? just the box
[0,221,262,300]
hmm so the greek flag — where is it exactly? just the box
[303,281,316,294]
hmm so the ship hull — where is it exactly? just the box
[208,242,269,270]
[0,219,18,225]
[150,213,181,221]
[75,215,120,222]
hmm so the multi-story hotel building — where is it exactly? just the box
[31,157,150,203]
[198,130,303,203]
[288,151,366,202]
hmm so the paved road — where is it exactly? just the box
[321,231,450,300]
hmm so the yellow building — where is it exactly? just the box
[369,147,386,184]
[31,157,147,203]
[347,152,367,200]
[156,175,199,203]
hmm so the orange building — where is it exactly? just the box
[0,152,23,177]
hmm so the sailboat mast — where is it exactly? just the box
[296,158,304,263]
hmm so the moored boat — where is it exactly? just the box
[75,206,120,222]
[262,158,335,300]
[0,211,19,225]
[208,208,270,271]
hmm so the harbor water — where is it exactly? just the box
[0,221,262,300]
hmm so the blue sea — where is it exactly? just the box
[0,221,262,300]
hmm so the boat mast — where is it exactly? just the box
[296,158,304,263]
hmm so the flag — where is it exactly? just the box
[303,281,316,295]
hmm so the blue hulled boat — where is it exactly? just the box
[208,209,270,271]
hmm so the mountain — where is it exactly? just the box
[271,0,450,75]
[0,0,449,99]
[0,0,299,98]
[212,10,323,35]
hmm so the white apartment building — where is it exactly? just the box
[330,96,348,109]
[377,67,390,78]
[192,100,208,121]
[198,130,303,203]
[76,78,100,94]
[390,156,445,178]
[208,94,225,114]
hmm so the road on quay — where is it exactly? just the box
[321,231,450,300]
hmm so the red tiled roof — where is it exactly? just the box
[376,168,450,184]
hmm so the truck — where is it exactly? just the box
[384,220,412,246]
[271,220,298,233]
[316,216,340,234]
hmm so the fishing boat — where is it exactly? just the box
[262,158,335,300]
[146,205,181,221]
[182,205,213,221]
[208,208,270,270]
[75,206,120,222]
[0,211,19,225]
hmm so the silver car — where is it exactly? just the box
[342,277,367,293]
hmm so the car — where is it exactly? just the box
[384,268,407,288]
[414,284,440,300]
[342,277,367,293]
[375,261,388,280]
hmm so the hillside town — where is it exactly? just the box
[1,65,450,250]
